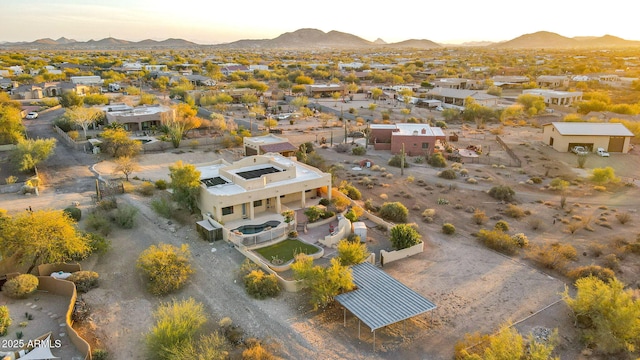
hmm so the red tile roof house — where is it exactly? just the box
[369,123,446,156]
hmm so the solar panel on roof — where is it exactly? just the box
[236,166,281,180]
[201,177,228,187]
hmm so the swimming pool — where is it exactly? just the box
[233,220,281,234]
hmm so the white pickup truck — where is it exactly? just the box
[596,148,610,157]
[571,146,589,155]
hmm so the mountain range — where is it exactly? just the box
[2,29,639,50]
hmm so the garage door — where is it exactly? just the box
[608,137,625,152]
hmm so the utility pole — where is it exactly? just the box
[401,143,405,176]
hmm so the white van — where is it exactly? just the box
[596,148,610,157]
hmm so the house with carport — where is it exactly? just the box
[542,122,634,153]
[197,154,332,223]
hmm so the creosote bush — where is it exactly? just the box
[472,209,488,225]
[67,271,100,293]
[526,243,577,270]
[2,274,39,299]
[378,202,408,223]
[113,204,138,228]
[567,265,616,282]
[442,223,456,235]
[438,169,457,180]
[504,204,526,219]
[494,220,510,232]
[488,185,515,202]
[63,206,82,221]
[477,229,519,255]
[243,269,280,299]
[137,243,194,296]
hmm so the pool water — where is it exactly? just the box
[234,220,281,234]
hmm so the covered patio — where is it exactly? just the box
[335,262,437,350]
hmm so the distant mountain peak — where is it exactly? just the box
[373,38,387,45]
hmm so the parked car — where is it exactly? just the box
[348,131,365,138]
[25,111,38,119]
[571,146,589,155]
[596,148,610,157]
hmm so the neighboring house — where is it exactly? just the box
[10,81,89,99]
[491,76,530,87]
[102,104,171,131]
[431,78,483,90]
[249,64,269,71]
[369,123,446,156]
[0,78,16,90]
[70,75,103,86]
[220,65,250,76]
[184,74,216,87]
[536,75,569,89]
[197,154,332,222]
[243,134,298,157]
[305,84,344,97]
[424,87,499,108]
[523,89,583,106]
[542,122,633,153]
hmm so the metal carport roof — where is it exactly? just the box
[335,262,436,331]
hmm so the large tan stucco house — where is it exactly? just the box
[197,154,332,223]
[243,134,297,157]
[542,122,634,153]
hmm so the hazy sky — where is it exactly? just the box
[3,0,640,45]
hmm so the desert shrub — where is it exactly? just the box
[628,241,640,255]
[488,185,515,202]
[334,143,350,153]
[563,277,640,355]
[338,181,362,200]
[113,204,138,228]
[67,271,100,293]
[438,169,457,179]
[318,198,331,206]
[387,154,409,168]
[442,223,456,235]
[477,229,519,255]
[422,208,436,218]
[242,343,278,360]
[567,265,616,282]
[378,202,408,223]
[332,194,350,212]
[91,349,109,360]
[146,298,207,360]
[2,274,39,299]
[151,197,175,219]
[590,166,619,184]
[96,198,118,211]
[352,146,366,156]
[603,254,620,272]
[0,306,11,336]
[390,224,422,250]
[154,179,168,190]
[244,269,280,299]
[494,220,510,232]
[472,209,488,225]
[428,153,447,168]
[137,243,194,296]
[84,232,110,254]
[63,206,82,221]
[529,177,543,184]
[615,212,632,224]
[364,199,378,212]
[511,233,529,248]
[528,218,543,230]
[86,212,112,236]
[527,243,577,270]
[137,181,155,196]
[304,206,323,223]
[504,204,525,219]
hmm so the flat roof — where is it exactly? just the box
[335,262,436,331]
[548,122,634,136]
[197,154,327,196]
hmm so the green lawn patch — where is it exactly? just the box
[254,239,321,263]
